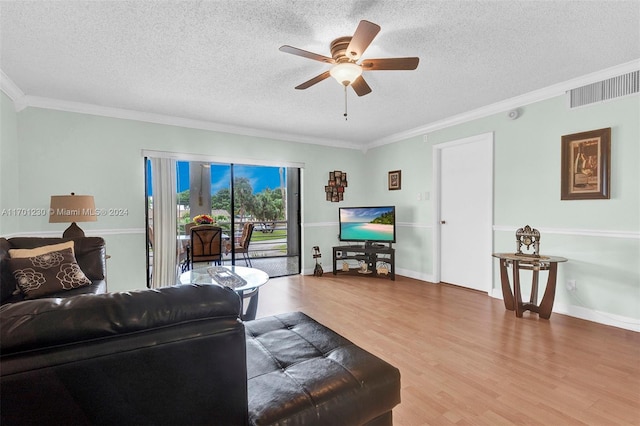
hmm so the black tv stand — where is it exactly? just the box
[332,244,395,280]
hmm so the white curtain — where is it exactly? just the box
[151,157,178,288]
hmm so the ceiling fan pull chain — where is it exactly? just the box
[344,85,348,121]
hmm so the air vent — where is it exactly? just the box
[569,70,639,108]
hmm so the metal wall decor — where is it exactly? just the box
[325,170,347,202]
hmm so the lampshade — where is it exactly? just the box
[329,62,363,86]
[49,193,96,238]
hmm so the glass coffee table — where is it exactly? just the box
[179,265,269,320]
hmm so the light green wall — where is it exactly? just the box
[365,94,639,323]
[432,95,639,321]
[2,90,638,327]
[363,136,434,279]
[6,106,366,291]
[425,95,639,229]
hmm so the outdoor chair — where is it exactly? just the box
[189,225,223,269]
[234,222,254,267]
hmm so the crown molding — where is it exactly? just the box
[368,58,640,148]
[18,94,361,150]
[0,68,360,150]
[0,70,28,111]
[2,59,638,151]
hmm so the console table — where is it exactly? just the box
[332,245,395,280]
[492,253,567,319]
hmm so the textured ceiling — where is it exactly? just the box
[1,1,639,148]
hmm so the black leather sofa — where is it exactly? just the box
[0,284,401,425]
[0,237,107,304]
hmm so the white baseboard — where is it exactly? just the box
[553,301,640,332]
[302,270,640,332]
[489,288,639,332]
[395,268,435,283]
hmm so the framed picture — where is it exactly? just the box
[561,127,611,200]
[388,170,401,190]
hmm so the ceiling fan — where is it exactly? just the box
[279,20,419,97]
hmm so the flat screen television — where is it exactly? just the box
[339,206,396,245]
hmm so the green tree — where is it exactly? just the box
[211,188,231,213]
[252,188,283,231]
[177,190,190,207]
[233,177,255,221]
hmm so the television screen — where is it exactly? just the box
[339,206,396,243]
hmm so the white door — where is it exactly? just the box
[435,133,493,292]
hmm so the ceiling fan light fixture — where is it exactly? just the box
[330,62,362,86]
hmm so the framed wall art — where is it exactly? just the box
[561,127,611,200]
[388,170,401,190]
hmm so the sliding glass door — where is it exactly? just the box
[146,158,300,287]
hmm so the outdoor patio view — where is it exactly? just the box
[146,160,300,279]
[177,167,288,257]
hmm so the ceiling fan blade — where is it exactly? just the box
[361,57,420,71]
[279,45,335,63]
[346,20,381,60]
[351,75,372,97]
[295,71,331,90]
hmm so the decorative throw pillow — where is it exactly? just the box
[8,241,76,296]
[9,241,75,258]
[7,247,91,299]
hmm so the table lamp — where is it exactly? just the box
[49,193,97,238]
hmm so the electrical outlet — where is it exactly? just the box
[566,279,577,291]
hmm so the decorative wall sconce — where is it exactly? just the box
[325,170,347,202]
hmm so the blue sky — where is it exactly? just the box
[147,161,285,195]
[147,162,283,194]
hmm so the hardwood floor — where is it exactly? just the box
[255,274,640,425]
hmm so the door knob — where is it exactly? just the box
[440,220,446,224]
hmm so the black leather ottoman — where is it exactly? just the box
[245,312,401,425]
